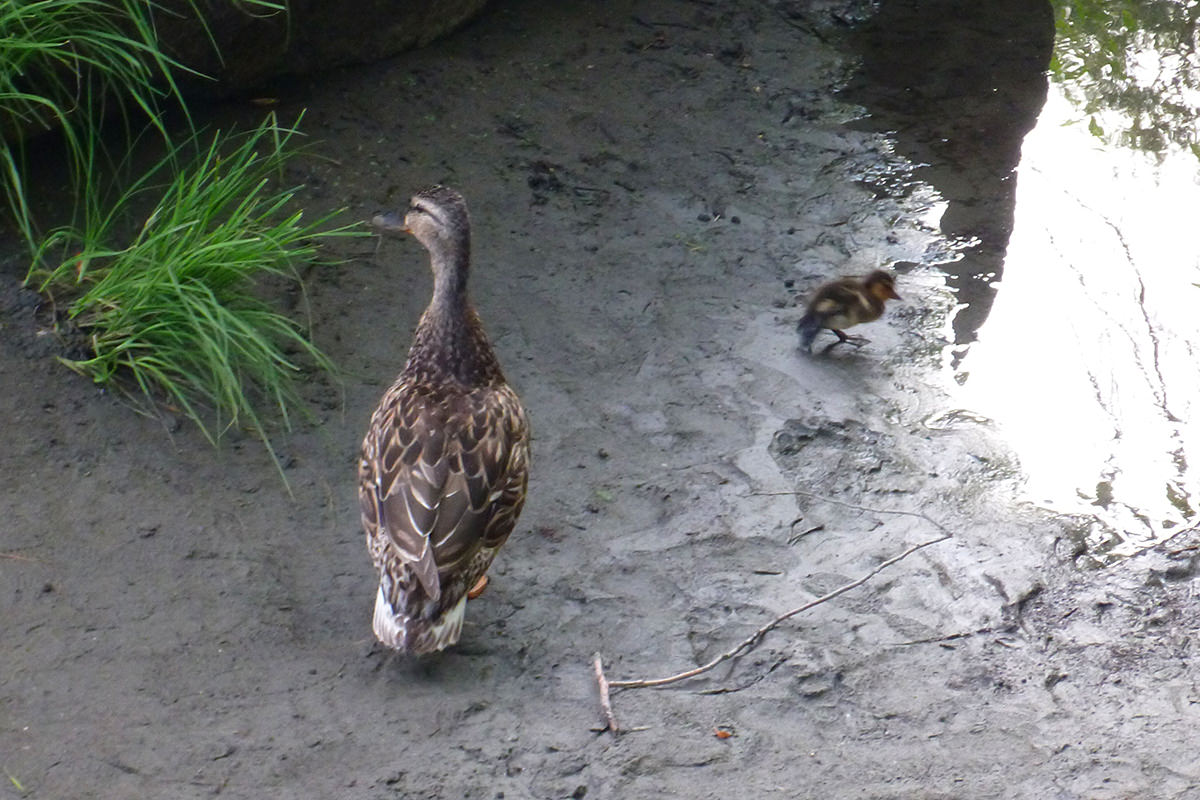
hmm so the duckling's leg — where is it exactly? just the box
[467,574,489,599]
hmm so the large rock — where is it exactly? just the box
[157,0,491,94]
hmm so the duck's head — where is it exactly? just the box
[864,270,901,302]
[372,185,471,257]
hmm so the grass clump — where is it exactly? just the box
[2,1,360,482]
[29,113,360,469]
[2,0,191,243]
[1,0,286,242]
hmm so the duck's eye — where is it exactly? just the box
[409,202,446,226]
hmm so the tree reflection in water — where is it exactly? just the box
[1052,0,1200,159]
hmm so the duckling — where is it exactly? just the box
[359,186,531,655]
[796,270,901,353]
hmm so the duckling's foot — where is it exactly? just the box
[828,330,869,349]
[467,574,489,600]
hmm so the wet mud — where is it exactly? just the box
[4,1,1200,798]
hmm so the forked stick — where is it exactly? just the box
[592,652,619,733]
[592,489,953,730]
[608,532,949,690]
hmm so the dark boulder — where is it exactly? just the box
[157,0,491,94]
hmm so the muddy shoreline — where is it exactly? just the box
[4,1,1200,797]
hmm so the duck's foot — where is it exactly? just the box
[467,574,489,600]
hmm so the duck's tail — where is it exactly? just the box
[797,312,823,353]
[373,583,466,655]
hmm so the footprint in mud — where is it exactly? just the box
[769,417,899,491]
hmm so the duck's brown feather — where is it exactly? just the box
[359,375,529,639]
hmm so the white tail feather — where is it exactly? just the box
[373,584,406,649]
[426,594,467,651]
[373,584,468,654]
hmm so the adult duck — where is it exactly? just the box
[359,186,531,654]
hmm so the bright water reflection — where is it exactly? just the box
[957,84,1200,559]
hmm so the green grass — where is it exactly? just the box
[29,113,363,474]
[1,0,286,244]
[1,1,369,484]
[2,0,189,243]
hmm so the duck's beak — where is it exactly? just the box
[371,210,409,234]
[886,286,902,301]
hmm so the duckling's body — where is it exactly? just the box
[359,186,530,655]
[797,270,901,353]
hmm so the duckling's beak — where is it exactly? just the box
[370,210,409,234]
[886,286,902,301]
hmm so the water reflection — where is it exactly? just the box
[1051,0,1200,157]
[840,0,1055,360]
[958,4,1200,559]
[843,0,1200,558]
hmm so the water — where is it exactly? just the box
[959,87,1200,559]
[956,3,1200,560]
[845,0,1200,560]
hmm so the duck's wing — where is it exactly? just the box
[430,386,530,600]
[809,279,866,315]
[359,381,445,601]
[359,382,530,604]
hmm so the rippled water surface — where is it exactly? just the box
[954,3,1200,559]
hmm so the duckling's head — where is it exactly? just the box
[372,185,471,259]
[864,270,901,302]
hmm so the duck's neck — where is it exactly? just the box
[429,242,469,309]
[405,242,504,387]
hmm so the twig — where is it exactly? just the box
[891,626,994,647]
[0,551,42,563]
[592,652,619,733]
[752,488,953,537]
[590,487,954,733]
[608,531,949,690]
[788,522,824,544]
